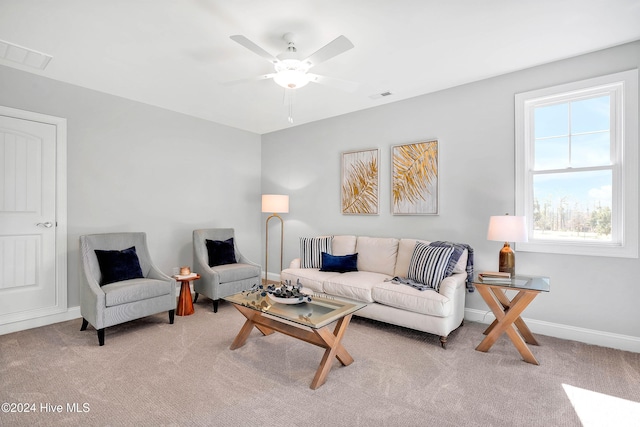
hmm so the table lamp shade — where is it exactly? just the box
[262,194,289,213]
[487,215,528,243]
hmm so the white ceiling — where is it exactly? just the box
[1,0,639,134]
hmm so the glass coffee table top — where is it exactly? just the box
[224,291,366,329]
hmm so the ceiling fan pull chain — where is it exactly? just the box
[286,89,295,123]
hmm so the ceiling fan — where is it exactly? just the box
[229,33,358,122]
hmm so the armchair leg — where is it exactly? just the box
[169,309,175,324]
[193,293,199,303]
[97,329,105,346]
[80,318,88,331]
[213,300,219,313]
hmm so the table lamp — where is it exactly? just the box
[262,194,289,282]
[487,214,528,276]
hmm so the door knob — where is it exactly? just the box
[36,222,53,228]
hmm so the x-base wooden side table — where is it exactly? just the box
[473,275,550,365]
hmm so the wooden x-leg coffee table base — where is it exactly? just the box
[229,304,355,389]
[475,284,541,365]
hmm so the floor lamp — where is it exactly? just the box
[262,194,289,283]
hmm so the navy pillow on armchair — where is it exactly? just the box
[94,246,144,286]
[206,238,237,267]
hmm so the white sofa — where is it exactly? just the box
[280,235,471,348]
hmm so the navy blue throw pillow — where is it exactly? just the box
[94,246,144,286]
[206,238,237,267]
[320,252,358,273]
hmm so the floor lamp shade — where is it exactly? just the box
[262,195,289,213]
[262,194,289,283]
[487,215,528,275]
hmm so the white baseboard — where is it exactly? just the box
[265,271,281,283]
[465,308,640,353]
[0,306,82,336]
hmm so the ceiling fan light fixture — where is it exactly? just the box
[273,69,310,89]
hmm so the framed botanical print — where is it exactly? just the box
[341,149,379,215]
[392,140,438,215]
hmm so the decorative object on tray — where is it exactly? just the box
[243,279,312,305]
[180,266,191,275]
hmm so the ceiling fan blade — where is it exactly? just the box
[307,73,359,93]
[222,73,276,86]
[303,35,354,68]
[230,35,279,64]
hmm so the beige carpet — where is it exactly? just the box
[1,299,639,427]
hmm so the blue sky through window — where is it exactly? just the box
[532,95,612,237]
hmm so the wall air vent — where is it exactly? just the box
[0,39,52,70]
[369,91,393,100]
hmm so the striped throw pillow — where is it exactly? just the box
[407,242,455,292]
[300,236,333,268]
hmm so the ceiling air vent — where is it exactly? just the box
[0,39,52,70]
[369,91,393,100]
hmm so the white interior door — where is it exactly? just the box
[0,110,65,325]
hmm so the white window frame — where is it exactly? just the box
[515,69,638,258]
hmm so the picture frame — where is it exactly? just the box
[341,148,379,215]
[391,140,438,215]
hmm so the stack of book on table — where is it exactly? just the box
[478,271,513,283]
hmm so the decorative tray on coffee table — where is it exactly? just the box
[245,280,312,305]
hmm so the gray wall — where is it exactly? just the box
[261,41,640,340]
[0,65,262,307]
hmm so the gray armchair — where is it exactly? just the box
[79,232,177,346]
[193,228,261,312]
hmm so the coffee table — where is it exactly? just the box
[224,291,366,389]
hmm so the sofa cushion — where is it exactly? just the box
[206,238,237,267]
[280,268,341,293]
[212,263,261,284]
[407,242,454,291]
[94,246,144,286]
[102,278,172,307]
[372,281,452,317]
[300,236,333,268]
[320,252,358,273]
[355,237,399,276]
[323,271,391,303]
[332,235,357,255]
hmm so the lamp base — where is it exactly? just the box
[498,242,515,276]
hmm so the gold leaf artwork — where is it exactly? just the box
[392,141,438,214]
[342,150,379,214]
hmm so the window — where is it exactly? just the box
[515,70,638,258]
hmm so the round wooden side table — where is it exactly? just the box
[175,273,200,316]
